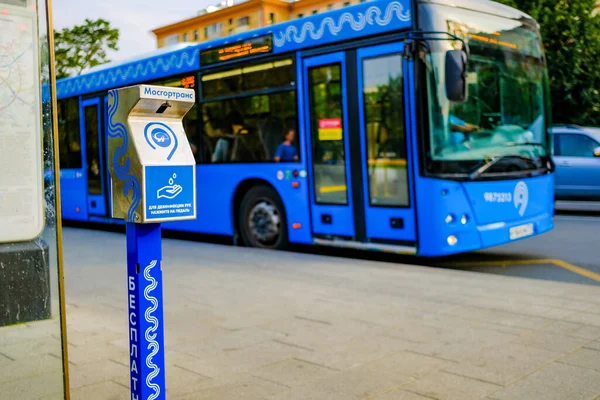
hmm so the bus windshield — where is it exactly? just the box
[421,4,551,178]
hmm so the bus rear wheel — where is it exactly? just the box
[238,185,288,250]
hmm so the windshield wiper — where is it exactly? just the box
[468,155,532,180]
[504,142,546,149]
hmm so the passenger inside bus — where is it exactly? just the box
[211,111,250,162]
[273,129,299,162]
[201,82,299,163]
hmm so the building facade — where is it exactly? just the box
[152,0,370,48]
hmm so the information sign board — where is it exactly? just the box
[0,3,44,243]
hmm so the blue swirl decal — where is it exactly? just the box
[57,47,199,99]
[143,260,161,400]
[108,91,141,222]
[144,122,178,161]
[273,1,410,47]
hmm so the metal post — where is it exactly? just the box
[126,222,166,400]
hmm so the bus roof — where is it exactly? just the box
[56,0,414,99]
[419,0,533,21]
[56,0,531,100]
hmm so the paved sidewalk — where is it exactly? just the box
[63,228,600,400]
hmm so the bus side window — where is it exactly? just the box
[154,75,201,163]
[183,104,200,163]
[57,98,82,169]
[200,59,299,164]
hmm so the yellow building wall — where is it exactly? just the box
[291,0,359,18]
[262,4,291,27]
[155,12,260,47]
[154,0,267,48]
[153,0,368,48]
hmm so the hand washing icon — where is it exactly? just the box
[157,173,182,199]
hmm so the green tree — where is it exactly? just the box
[495,0,600,125]
[54,18,119,79]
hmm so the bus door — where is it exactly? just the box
[303,43,416,248]
[81,97,107,216]
[103,96,113,216]
[304,52,356,240]
[356,42,416,246]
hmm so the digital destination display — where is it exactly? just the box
[200,35,273,66]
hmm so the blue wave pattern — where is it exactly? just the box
[57,48,199,99]
[143,260,161,400]
[107,91,141,222]
[273,1,411,47]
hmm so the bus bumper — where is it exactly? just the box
[477,212,554,249]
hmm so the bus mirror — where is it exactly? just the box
[445,50,468,102]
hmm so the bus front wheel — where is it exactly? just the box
[238,185,289,250]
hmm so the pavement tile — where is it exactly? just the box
[401,371,501,400]
[444,343,562,385]
[406,326,516,363]
[39,393,68,400]
[70,380,129,400]
[373,390,434,400]
[175,374,288,400]
[558,348,600,371]
[173,340,309,378]
[177,326,288,356]
[164,320,232,344]
[564,312,600,328]
[69,359,129,389]
[0,336,63,362]
[538,321,600,340]
[478,292,600,315]
[370,319,447,344]
[163,350,215,377]
[209,309,293,331]
[490,362,600,400]
[260,316,372,351]
[300,334,414,370]
[67,341,127,366]
[60,229,600,400]
[510,330,589,353]
[113,363,212,397]
[0,371,65,400]
[441,305,553,330]
[418,314,529,337]
[65,307,126,336]
[107,336,129,351]
[585,341,600,351]
[252,358,337,387]
[0,354,63,385]
[66,327,123,348]
[267,362,414,400]
[457,297,575,320]
[0,322,58,347]
[360,351,455,379]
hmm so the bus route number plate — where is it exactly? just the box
[509,223,534,240]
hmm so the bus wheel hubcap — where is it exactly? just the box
[248,201,281,244]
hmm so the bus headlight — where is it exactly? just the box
[445,214,455,224]
[461,214,469,225]
[447,235,458,246]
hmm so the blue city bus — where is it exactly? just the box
[55,0,554,256]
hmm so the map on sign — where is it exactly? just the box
[0,6,44,243]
